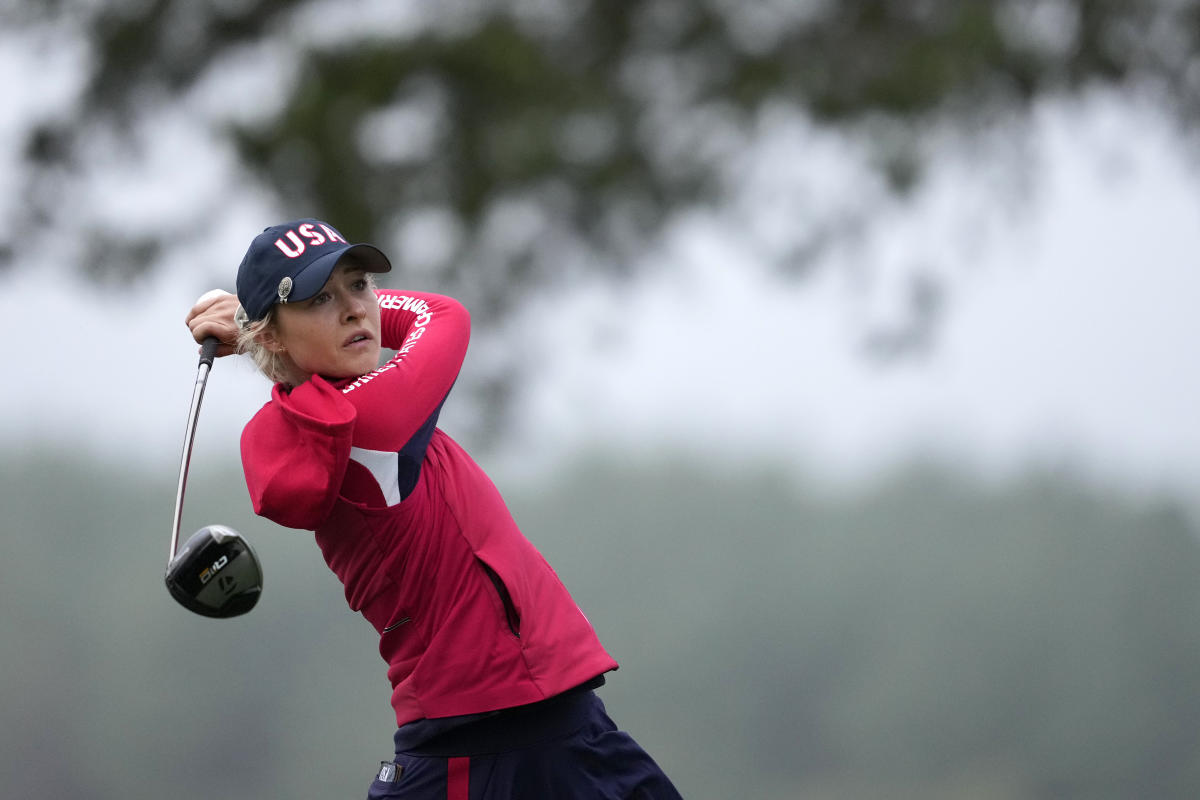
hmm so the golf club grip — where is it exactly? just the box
[199,336,221,367]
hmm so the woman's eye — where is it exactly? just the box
[352,278,368,291]
[311,292,330,306]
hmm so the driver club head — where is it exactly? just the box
[165,524,263,618]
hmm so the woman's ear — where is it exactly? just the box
[257,327,286,354]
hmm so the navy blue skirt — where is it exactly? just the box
[367,690,683,799]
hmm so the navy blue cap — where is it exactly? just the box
[235,219,392,322]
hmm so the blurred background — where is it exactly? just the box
[2,2,1200,798]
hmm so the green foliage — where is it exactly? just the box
[511,458,1200,799]
[5,447,1200,799]
[12,0,1200,286]
[8,0,1199,437]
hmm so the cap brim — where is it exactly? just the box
[287,243,392,304]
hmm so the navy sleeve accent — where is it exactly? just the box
[395,395,447,499]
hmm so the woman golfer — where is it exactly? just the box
[186,219,683,799]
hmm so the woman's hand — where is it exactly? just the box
[185,289,242,357]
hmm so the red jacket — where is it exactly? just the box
[239,290,617,726]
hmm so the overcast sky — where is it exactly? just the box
[499,93,1200,500]
[2,85,1197,512]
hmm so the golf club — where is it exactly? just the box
[164,336,263,618]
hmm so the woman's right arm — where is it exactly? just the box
[241,378,357,529]
[184,289,355,529]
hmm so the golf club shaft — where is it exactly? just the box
[169,337,221,563]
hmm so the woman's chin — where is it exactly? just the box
[329,355,382,380]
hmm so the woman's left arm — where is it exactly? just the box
[339,290,471,450]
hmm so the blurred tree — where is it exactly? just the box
[5,447,1200,798]
[5,0,1197,431]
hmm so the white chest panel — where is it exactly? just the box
[349,446,403,506]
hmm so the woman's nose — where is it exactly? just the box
[343,294,366,321]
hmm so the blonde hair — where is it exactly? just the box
[236,307,302,386]
[235,272,378,387]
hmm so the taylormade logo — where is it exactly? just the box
[199,554,229,585]
[273,222,348,258]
